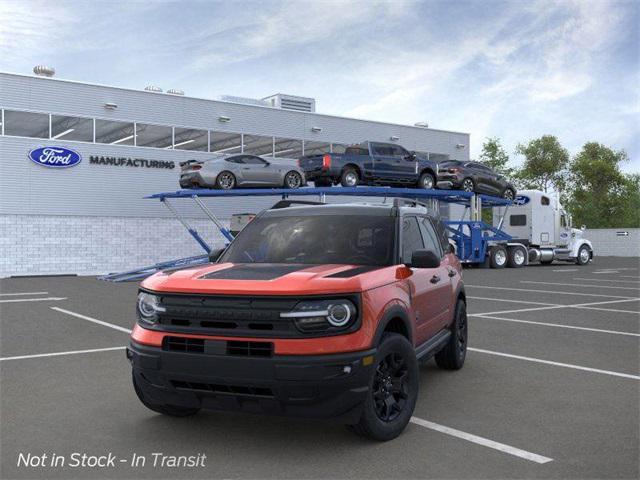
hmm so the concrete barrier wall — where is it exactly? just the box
[585,228,640,257]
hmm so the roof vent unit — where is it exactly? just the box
[219,95,270,107]
[144,85,163,93]
[33,65,55,77]
[167,89,184,95]
[262,94,316,113]
[414,122,429,128]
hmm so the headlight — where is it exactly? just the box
[280,299,357,333]
[136,291,165,324]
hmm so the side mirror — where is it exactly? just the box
[405,152,416,161]
[447,243,455,254]
[208,248,224,263]
[406,250,440,269]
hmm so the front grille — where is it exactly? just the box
[171,380,274,398]
[163,337,204,353]
[227,341,273,357]
[163,336,273,357]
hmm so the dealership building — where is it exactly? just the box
[0,69,470,277]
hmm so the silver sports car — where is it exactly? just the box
[179,154,307,189]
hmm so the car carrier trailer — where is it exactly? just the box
[98,186,589,282]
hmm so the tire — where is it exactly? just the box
[435,299,467,370]
[132,373,200,417]
[502,188,516,201]
[340,168,359,187]
[417,172,435,190]
[216,171,236,190]
[461,178,475,192]
[489,245,507,268]
[347,333,418,441]
[576,245,591,265]
[283,171,303,189]
[507,245,526,268]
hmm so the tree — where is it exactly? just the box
[566,143,639,228]
[515,135,569,193]
[479,137,514,177]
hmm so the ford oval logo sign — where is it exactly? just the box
[513,195,530,206]
[28,146,82,168]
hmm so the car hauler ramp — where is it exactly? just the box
[99,187,512,282]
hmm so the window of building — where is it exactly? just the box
[331,144,347,154]
[95,119,135,145]
[173,127,208,151]
[510,215,527,226]
[51,115,93,142]
[541,196,550,206]
[303,141,330,156]
[428,153,450,163]
[3,110,49,138]
[273,138,303,159]
[211,132,243,154]
[402,217,425,264]
[243,134,274,156]
[135,123,172,149]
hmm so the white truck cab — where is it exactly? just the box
[494,190,593,265]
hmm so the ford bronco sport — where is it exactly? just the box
[128,200,467,441]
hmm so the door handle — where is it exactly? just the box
[448,269,457,277]
[430,275,441,284]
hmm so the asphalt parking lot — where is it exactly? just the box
[1,257,638,479]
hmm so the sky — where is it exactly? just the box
[1,0,638,172]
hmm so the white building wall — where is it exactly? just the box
[585,228,640,258]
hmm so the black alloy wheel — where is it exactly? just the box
[372,352,410,422]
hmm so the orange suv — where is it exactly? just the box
[128,200,467,440]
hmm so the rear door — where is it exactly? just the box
[370,143,396,179]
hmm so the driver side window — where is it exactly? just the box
[418,217,443,258]
[402,217,425,264]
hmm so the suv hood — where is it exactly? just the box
[141,262,400,295]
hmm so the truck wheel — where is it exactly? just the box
[461,178,475,192]
[417,172,435,189]
[216,171,236,190]
[347,333,418,441]
[507,246,526,268]
[435,299,467,370]
[489,245,507,268]
[340,168,359,187]
[576,245,591,265]
[132,373,200,417]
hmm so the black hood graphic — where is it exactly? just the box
[199,264,311,281]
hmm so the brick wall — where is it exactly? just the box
[0,215,229,277]
[585,228,640,258]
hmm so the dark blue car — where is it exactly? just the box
[298,141,439,189]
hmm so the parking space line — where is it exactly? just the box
[0,346,125,362]
[552,269,578,272]
[410,417,553,464]
[0,291,49,296]
[620,275,640,279]
[471,314,640,337]
[0,297,67,304]
[573,278,640,284]
[466,285,635,299]
[468,348,640,380]
[521,281,639,291]
[50,307,132,334]
[467,296,558,306]
[474,298,640,317]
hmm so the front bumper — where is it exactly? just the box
[128,340,375,422]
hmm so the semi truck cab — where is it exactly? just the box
[495,190,593,265]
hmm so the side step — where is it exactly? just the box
[415,330,451,361]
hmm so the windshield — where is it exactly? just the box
[219,214,396,266]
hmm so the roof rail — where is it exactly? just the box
[270,199,325,209]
